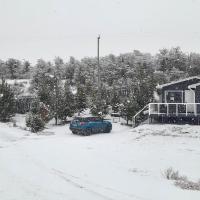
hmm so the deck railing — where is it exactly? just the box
[149,103,200,116]
[132,105,149,127]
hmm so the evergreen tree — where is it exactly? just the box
[121,97,138,125]
[75,84,87,115]
[110,86,121,113]
[54,57,64,79]
[6,58,21,79]
[65,57,77,84]
[0,79,16,121]
[26,99,46,133]
[57,81,75,121]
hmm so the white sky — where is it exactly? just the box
[0,0,200,63]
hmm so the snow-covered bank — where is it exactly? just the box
[0,118,200,200]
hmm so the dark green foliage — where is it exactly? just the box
[121,98,139,124]
[156,47,187,72]
[132,62,156,109]
[30,99,41,114]
[0,79,15,121]
[25,112,32,128]
[3,47,200,124]
[110,86,121,113]
[90,85,109,116]
[75,84,87,115]
[6,58,21,79]
[56,82,75,121]
[26,100,47,133]
[26,113,45,133]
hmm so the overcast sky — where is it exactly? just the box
[0,0,200,63]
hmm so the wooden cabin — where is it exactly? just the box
[133,76,200,126]
[149,76,200,124]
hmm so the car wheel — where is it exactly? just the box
[104,126,111,133]
[72,130,76,134]
[84,128,92,136]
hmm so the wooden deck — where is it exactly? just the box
[149,103,200,116]
[149,103,200,125]
[133,103,200,127]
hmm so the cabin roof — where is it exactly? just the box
[156,76,200,89]
[188,82,200,89]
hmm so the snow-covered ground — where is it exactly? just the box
[0,115,200,200]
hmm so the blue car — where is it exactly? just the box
[70,116,112,136]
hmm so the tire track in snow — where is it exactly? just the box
[52,168,150,200]
[18,153,114,200]
[52,168,115,200]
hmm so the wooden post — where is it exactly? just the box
[176,104,178,116]
[186,104,188,116]
[167,104,169,116]
[194,103,197,116]
[148,104,150,124]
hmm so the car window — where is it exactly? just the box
[74,117,103,122]
[90,117,102,121]
[74,117,89,122]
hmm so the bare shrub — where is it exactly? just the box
[164,167,187,181]
[175,180,200,191]
[164,168,200,191]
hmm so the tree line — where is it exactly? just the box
[1,47,200,129]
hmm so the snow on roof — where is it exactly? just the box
[188,82,200,89]
[156,76,200,89]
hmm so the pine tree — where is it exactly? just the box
[57,81,75,121]
[75,84,87,115]
[0,79,16,121]
[26,99,46,133]
[110,86,120,113]
[121,97,138,125]
[6,58,21,79]
[54,57,64,79]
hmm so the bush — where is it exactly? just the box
[164,168,200,191]
[0,79,16,122]
[175,180,200,191]
[26,113,33,127]
[164,167,186,181]
[26,113,45,133]
[30,115,45,133]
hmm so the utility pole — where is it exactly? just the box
[97,35,100,88]
[54,73,58,125]
[97,35,101,114]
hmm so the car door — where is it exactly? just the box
[97,118,106,132]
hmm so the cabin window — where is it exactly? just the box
[165,90,183,103]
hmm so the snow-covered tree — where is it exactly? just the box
[56,81,75,121]
[75,84,87,115]
[0,79,16,121]
[6,58,22,79]
[26,99,48,133]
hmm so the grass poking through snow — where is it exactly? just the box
[164,168,200,191]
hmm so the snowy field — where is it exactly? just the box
[1,115,200,200]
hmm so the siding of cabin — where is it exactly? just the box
[195,86,200,103]
[195,86,200,114]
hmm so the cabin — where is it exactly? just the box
[133,76,200,126]
[149,76,200,124]
[4,79,36,113]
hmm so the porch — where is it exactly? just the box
[149,103,200,116]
